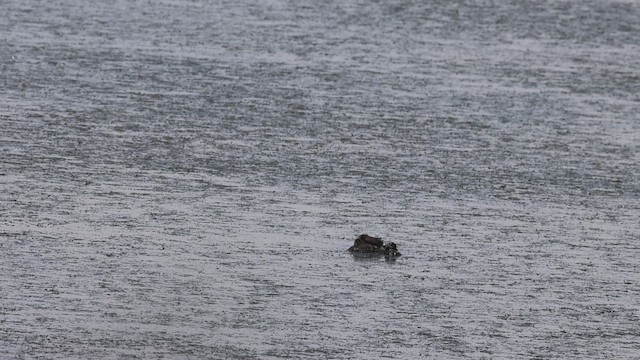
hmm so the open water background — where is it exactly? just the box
[1,0,639,358]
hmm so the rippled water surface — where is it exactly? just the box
[2,0,639,358]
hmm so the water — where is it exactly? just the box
[1,0,639,358]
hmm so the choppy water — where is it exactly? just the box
[1,0,639,358]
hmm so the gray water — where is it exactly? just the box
[1,0,639,358]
